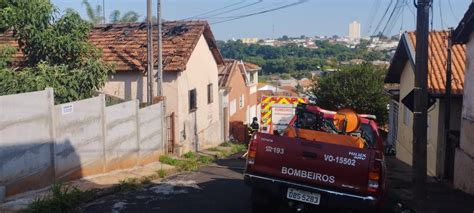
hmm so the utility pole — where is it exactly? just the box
[443,28,453,179]
[146,0,154,105]
[413,0,431,200]
[156,0,163,97]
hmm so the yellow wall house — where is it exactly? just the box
[452,2,474,195]
[385,31,466,179]
[89,21,225,154]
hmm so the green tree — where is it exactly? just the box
[110,10,140,23]
[0,0,113,104]
[309,63,389,124]
[82,0,104,24]
[0,45,16,68]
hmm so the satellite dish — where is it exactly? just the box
[333,109,361,133]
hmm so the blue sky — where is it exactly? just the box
[51,0,471,40]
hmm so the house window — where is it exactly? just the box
[189,89,197,112]
[207,83,213,104]
[403,105,410,126]
[249,72,255,84]
[230,99,236,116]
[240,94,245,108]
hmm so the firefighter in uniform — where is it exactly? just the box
[242,117,259,158]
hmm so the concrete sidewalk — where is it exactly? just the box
[385,156,474,213]
[0,161,176,212]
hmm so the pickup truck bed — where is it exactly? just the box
[244,121,386,212]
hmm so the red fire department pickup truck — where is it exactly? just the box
[244,103,386,212]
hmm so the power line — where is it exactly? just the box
[210,0,308,25]
[447,0,458,21]
[206,0,290,20]
[438,0,445,30]
[182,0,247,20]
[199,0,264,19]
[380,0,404,36]
[366,0,382,34]
[372,0,394,36]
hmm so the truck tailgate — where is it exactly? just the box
[248,133,372,194]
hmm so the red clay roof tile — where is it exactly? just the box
[407,31,466,95]
[0,21,224,72]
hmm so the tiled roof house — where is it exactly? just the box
[218,59,260,142]
[385,31,466,178]
[0,20,225,154]
[93,21,225,154]
[1,20,225,154]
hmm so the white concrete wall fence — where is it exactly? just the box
[0,89,165,197]
[138,103,164,165]
[54,96,105,181]
[0,89,55,196]
[105,100,139,172]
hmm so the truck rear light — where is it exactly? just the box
[367,150,382,193]
[247,134,259,165]
[249,150,257,158]
[368,171,380,181]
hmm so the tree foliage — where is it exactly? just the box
[81,0,104,24]
[110,10,140,23]
[0,0,113,104]
[309,63,389,124]
[218,40,390,75]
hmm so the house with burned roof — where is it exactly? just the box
[89,21,225,154]
[218,59,260,142]
[385,31,466,179]
[0,21,225,154]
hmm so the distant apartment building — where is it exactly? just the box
[348,21,361,42]
[241,37,259,44]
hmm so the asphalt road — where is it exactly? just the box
[81,155,375,213]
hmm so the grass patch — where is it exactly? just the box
[157,169,167,178]
[183,151,197,159]
[159,155,180,165]
[117,178,141,192]
[221,142,232,147]
[27,183,93,213]
[197,154,214,164]
[159,153,216,172]
[207,147,220,152]
[231,144,247,154]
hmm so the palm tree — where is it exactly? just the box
[110,10,140,23]
[81,0,104,24]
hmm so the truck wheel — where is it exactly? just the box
[251,188,269,212]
